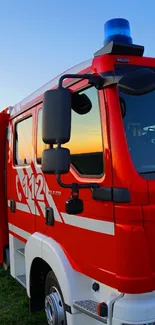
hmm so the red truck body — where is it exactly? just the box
[1,18,155,325]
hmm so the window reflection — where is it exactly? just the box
[15,116,33,165]
[67,87,103,176]
[120,89,155,174]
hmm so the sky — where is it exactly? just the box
[0,0,155,109]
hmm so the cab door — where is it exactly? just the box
[40,80,115,282]
[7,110,36,239]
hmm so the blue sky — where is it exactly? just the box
[0,0,154,109]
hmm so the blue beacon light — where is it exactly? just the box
[104,18,133,46]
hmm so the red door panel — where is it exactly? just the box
[7,110,36,239]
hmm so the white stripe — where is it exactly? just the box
[26,199,40,215]
[34,164,62,222]
[8,223,30,240]
[17,167,40,216]
[45,184,63,222]
[16,202,30,213]
[13,166,114,234]
[38,201,46,217]
[24,167,40,216]
[17,167,25,180]
[8,200,114,235]
[26,167,32,178]
[16,167,25,202]
[61,213,114,235]
[16,165,62,221]
[16,161,62,222]
[35,164,43,175]
[28,199,40,216]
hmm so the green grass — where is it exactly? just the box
[0,266,46,325]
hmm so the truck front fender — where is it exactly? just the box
[25,232,92,307]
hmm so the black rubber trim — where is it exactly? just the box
[113,187,130,203]
[92,187,130,203]
[115,64,155,75]
[64,303,72,314]
[94,41,144,57]
[100,65,155,88]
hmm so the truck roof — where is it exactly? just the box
[10,58,92,117]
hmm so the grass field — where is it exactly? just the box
[0,266,46,325]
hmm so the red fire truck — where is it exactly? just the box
[1,17,155,325]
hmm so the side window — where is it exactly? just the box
[15,116,33,165]
[37,109,49,164]
[68,87,103,176]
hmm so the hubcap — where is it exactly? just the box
[45,286,65,325]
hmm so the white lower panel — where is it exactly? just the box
[113,292,155,324]
[9,233,26,282]
[9,234,16,278]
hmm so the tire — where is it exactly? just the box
[45,271,67,325]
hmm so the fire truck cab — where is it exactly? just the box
[1,17,155,325]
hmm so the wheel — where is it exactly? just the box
[45,271,67,325]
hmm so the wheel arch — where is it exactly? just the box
[25,232,92,310]
[29,256,51,312]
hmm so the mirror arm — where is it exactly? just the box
[56,174,72,189]
[56,174,100,191]
[56,143,100,191]
[58,73,104,90]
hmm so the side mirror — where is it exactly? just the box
[42,148,70,174]
[42,87,72,145]
[71,92,92,115]
[41,73,101,215]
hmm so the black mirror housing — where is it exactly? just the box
[42,87,72,145]
[42,148,70,174]
[72,93,92,115]
[66,196,84,214]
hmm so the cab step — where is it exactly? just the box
[73,300,107,323]
[16,274,26,288]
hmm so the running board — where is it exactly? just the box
[16,274,26,288]
[73,300,107,323]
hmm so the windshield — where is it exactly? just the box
[119,88,155,176]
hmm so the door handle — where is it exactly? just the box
[45,207,54,226]
[10,199,16,213]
